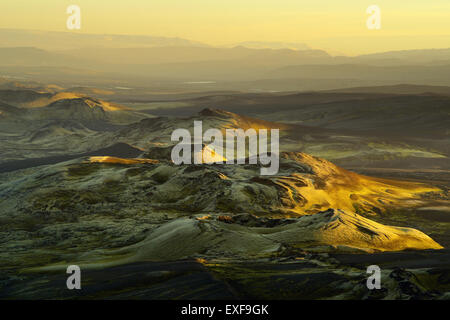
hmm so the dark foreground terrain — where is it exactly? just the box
[1,250,449,300]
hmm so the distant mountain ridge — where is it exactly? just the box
[235,41,311,51]
[325,84,450,96]
[1,45,450,86]
[0,28,208,50]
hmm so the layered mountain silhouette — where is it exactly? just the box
[1,31,449,88]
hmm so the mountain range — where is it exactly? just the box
[1,29,450,90]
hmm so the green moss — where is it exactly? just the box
[67,164,102,177]
[125,167,147,177]
[98,179,126,195]
[0,215,42,232]
[32,189,76,211]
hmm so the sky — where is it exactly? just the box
[1,0,450,55]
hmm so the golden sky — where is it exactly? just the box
[1,0,450,54]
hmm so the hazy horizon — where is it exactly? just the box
[2,1,450,55]
[1,27,450,56]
